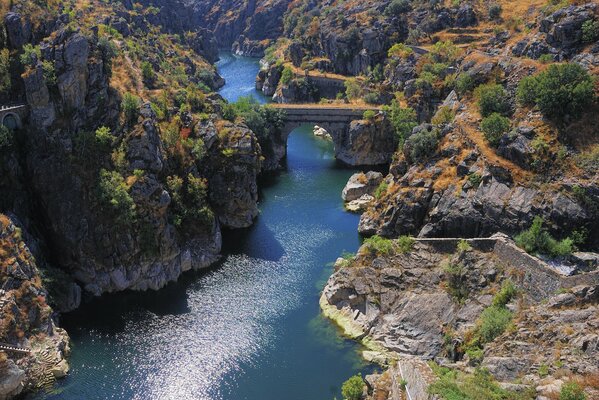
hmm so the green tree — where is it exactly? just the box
[384,100,417,146]
[141,61,156,87]
[122,93,140,126]
[0,125,13,149]
[474,83,510,117]
[517,63,595,121]
[406,127,440,163]
[341,374,364,400]
[280,66,293,85]
[480,113,510,146]
[19,44,41,68]
[98,169,136,222]
[0,49,11,93]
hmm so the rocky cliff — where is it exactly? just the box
[322,236,599,399]
[0,215,69,398]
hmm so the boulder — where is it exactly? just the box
[342,172,384,202]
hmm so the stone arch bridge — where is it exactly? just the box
[269,103,393,165]
[0,104,28,129]
[270,104,380,140]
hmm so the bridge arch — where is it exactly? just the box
[2,112,21,130]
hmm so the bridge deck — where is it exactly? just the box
[0,343,30,354]
[270,103,381,111]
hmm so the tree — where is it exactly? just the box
[406,127,440,163]
[475,83,510,117]
[280,66,293,85]
[341,375,364,400]
[141,61,156,87]
[384,100,417,146]
[0,125,13,149]
[480,113,510,146]
[98,169,136,222]
[19,44,40,68]
[122,93,140,126]
[344,78,363,100]
[517,63,595,122]
[0,49,11,93]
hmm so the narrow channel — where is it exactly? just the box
[35,52,374,400]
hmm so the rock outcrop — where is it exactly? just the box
[0,215,70,398]
[336,115,397,166]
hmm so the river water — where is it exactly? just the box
[36,52,373,400]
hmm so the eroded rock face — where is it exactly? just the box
[4,12,32,49]
[0,216,70,397]
[205,121,262,229]
[342,172,384,202]
[336,116,397,166]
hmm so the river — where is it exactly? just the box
[35,51,373,400]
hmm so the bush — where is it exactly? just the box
[0,125,13,149]
[406,128,440,163]
[364,235,394,256]
[488,4,502,20]
[397,235,415,253]
[98,169,136,222]
[538,54,554,64]
[388,43,413,59]
[457,239,472,253]
[341,374,364,400]
[429,366,520,400]
[455,73,475,95]
[468,173,482,188]
[516,63,595,121]
[384,0,412,16]
[559,382,586,400]
[582,19,599,43]
[0,49,10,93]
[384,100,417,146]
[363,110,376,120]
[280,66,293,85]
[474,83,511,117]
[363,92,381,105]
[42,60,56,86]
[477,305,512,343]
[515,216,575,257]
[19,44,40,68]
[445,263,469,302]
[224,96,285,142]
[480,113,510,147]
[374,181,388,199]
[492,280,517,307]
[95,126,113,148]
[122,93,140,126]
[141,61,156,87]
[431,105,455,125]
[345,78,363,100]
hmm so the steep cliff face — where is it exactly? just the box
[1,0,263,299]
[322,236,599,399]
[184,0,292,57]
[0,215,70,398]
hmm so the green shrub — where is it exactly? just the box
[341,374,364,400]
[98,169,136,222]
[388,43,413,59]
[515,216,575,257]
[20,44,41,68]
[42,60,56,86]
[468,173,482,188]
[457,239,472,253]
[0,49,11,93]
[582,19,599,43]
[280,66,293,85]
[384,100,417,146]
[363,110,376,120]
[141,61,156,87]
[384,0,412,16]
[474,83,511,117]
[397,235,415,253]
[122,93,140,126]
[0,125,13,149]
[492,280,517,307]
[538,363,549,378]
[95,126,113,148]
[429,365,524,400]
[345,78,363,100]
[364,235,394,256]
[374,181,389,199]
[559,382,586,400]
[477,305,512,343]
[455,73,475,95]
[488,4,502,20]
[431,105,455,125]
[406,128,440,163]
[363,92,381,105]
[480,113,510,146]
[516,63,595,121]
[538,54,554,64]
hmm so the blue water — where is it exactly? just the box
[216,52,270,104]
[35,54,373,400]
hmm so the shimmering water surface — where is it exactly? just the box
[37,53,374,400]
